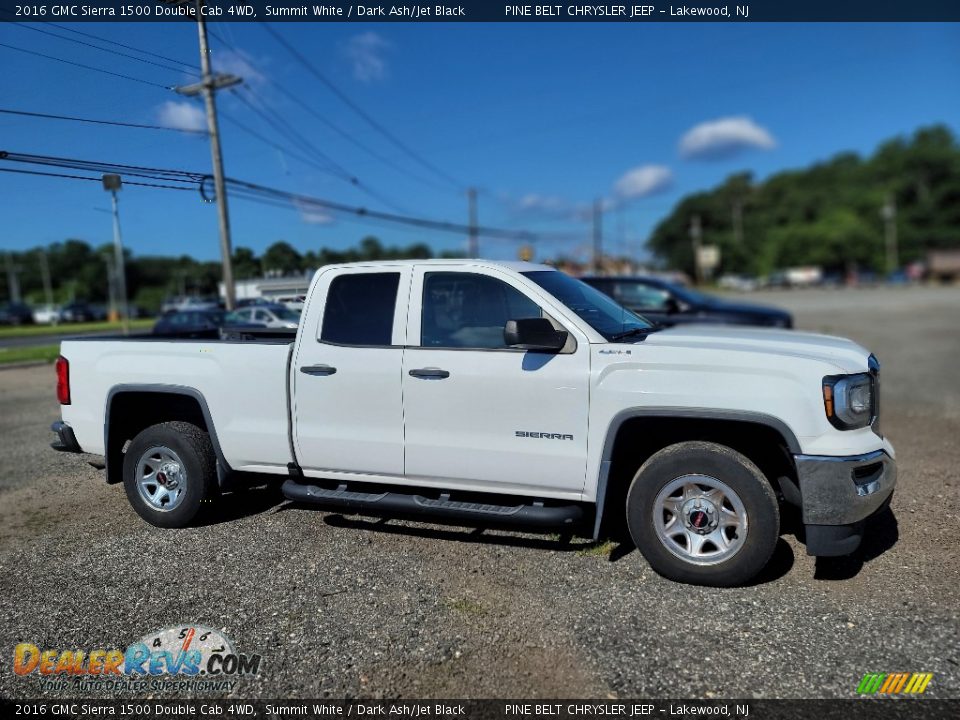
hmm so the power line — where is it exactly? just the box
[219,108,351,176]
[0,42,174,89]
[261,24,463,190]
[0,108,208,135]
[207,28,444,192]
[229,87,355,183]
[10,23,202,78]
[0,167,196,192]
[0,151,206,184]
[268,80,446,192]
[46,21,202,72]
[0,151,537,241]
[229,88,412,214]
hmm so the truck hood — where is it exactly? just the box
[631,324,871,374]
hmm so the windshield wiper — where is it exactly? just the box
[610,326,662,342]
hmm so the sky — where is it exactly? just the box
[1,21,958,264]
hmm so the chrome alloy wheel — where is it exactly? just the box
[653,474,748,565]
[135,446,188,512]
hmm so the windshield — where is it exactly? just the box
[666,283,713,306]
[522,270,656,341]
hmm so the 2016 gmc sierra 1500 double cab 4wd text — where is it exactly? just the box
[50,260,896,586]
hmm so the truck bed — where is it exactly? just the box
[60,335,295,474]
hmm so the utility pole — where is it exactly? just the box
[103,254,116,321]
[102,174,129,333]
[592,198,603,274]
[690,214,703,285]
[467,187,479,258]
[881,194,898,275]
[4,253,22,303]
[37,249,54,308]
[174,0,242,309]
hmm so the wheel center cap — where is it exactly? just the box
[682,499,718,534]
[158,463,180,488]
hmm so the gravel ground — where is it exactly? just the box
[0,286,958,700]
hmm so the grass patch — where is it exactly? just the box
[0,319,153,339]
[576,539,618,558]
[445,597,485,615]
[0,344,60,365]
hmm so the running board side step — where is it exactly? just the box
[281,480,584,528]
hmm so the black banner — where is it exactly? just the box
[1,0,960,23]
[1,700,959,720]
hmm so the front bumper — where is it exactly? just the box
[794,449,897,556]
[51,421,82,453]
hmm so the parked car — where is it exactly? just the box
[0,302,35,326]
[32,304,62,324]
[53,260,893,587]
[237,297,273,308]
[717,274,759,292]
[59,301,97,323]
[161,296,221,314]
[229,303,300,329]
[581,276,793,329]
[275,295,306,313]
[151,309,264,338]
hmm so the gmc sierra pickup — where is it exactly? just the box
[50,260,896,586]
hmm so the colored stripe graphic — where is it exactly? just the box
[857,672,932,694]
[857,673,886,694]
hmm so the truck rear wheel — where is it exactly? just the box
[122,421,217,528]
[626,441,779,587]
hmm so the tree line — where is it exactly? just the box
[648,125,960,277]
[1,237,452,313]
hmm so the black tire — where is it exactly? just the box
[626,441,779,587]
[123,421,218,528]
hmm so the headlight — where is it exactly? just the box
[823,373,875,430]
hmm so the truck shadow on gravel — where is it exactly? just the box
[309,511,793,585]
[317,512,595,552]
[192,482,288,526]
[778,504,900,581]
[810,509,900,581]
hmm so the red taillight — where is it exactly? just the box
[55,356,71,405]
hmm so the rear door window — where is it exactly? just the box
[321,272,401,346]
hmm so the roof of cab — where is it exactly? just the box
[317,259,556,273]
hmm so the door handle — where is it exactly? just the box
[300,364,337,376]
[408,367,450,379]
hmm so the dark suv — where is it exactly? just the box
[581,276,793,329]
[0,302,34,326]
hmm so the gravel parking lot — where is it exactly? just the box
[1,286,958,700]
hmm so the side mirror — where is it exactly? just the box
[664,297,682,314]
[504,318,568,352]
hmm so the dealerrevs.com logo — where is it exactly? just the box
[856,672,933,695]
[13,624,262,693]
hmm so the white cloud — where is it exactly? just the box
[213,49,267,87]
[343,32,390,82]
[156,101,206,132]
[679,116,776,159]
[517,193,568,213]
[613,165,673,199]
[293,198,335,225]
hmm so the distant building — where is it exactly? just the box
[927,250,960,282]
[220,272,316,303]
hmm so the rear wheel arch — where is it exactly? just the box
[592,409,799,540]
[104,385,230,485]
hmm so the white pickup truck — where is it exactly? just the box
[51,260,896,586]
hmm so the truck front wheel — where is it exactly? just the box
[626,441,779,587]
[122,421,218,528]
